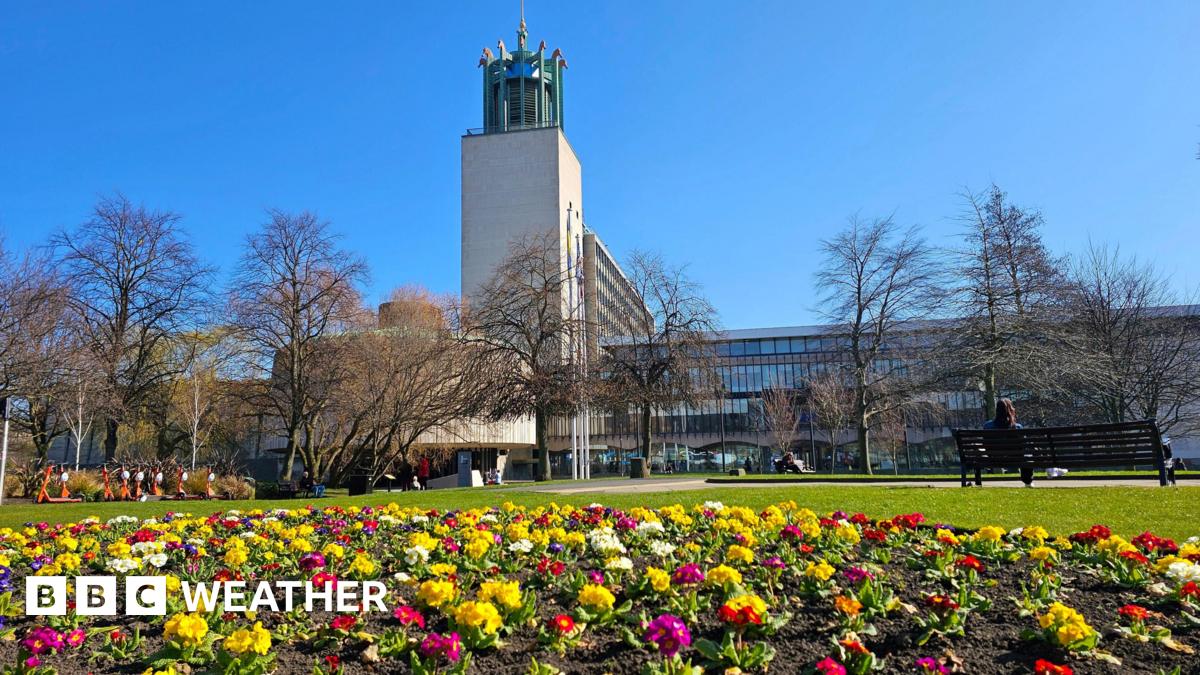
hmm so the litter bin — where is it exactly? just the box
[629,457,646,479]
[347,473,373,496]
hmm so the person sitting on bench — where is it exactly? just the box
[982,398,1027,484]
[299,471,326,498]
[775,452,803,474]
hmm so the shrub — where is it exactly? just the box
[215,475,254,500]
[66,470,104,502]
[182,471,211,495]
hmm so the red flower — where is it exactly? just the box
[838,638,869,654]
[551,613,575,635]
[1118,604,1149,622]
[1180,581,1200,600]
[1033,659,1073,675]
[956,555,985,572]
[925,594,960,613]
[717,603,763,626]
[393,605,425,628]
[330,615,357,632]
[1119,550,1150,565]
[1070,525,1110,545]
[324,655,341,670]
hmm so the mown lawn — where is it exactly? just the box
[2,484,1197,541]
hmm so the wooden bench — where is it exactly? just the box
[276,481,299,498]
[953,419,1175,487]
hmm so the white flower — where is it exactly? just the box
[239,531,259,539]
[1166,561,1200,584]
[636,521,665,536]
[131,541,162,556]
[508,539,534,553]
[587,528,627,555]
[478,514,498,523]
[106,515,139,526]
[225,510,242,517]
[606,556,634,571]
[650,541,677,557]
[106,557,140,574]
[404,546,430,566]
[393,572,414,584]
[410,515,429,524]
[146,552,169,568]
[703,501,726,513]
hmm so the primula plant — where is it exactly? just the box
[0,503,1196,673]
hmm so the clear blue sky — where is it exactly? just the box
[2,2,1197,328]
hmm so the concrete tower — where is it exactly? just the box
[460,17,581,306]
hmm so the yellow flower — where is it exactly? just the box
[707,565,743,587]
[349,554,375,577]
[577,584,616,612]
[1029,546,1057,562]
[322,543,345,560]
[416,580,456,607]
[835,524,861,544]
[974,526,1006,542]
[164,612,209,647]
[725,593,767,615]
[429,563,457,577]
[224,547,248,567]
[1022,526,1049,544]
[451,600,503,634]
[224,621,272,656]
[805,560,835,581]
[726,545,754,564]
[478,580,523,610]
[645,567,671,593]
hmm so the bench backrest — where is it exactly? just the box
[953,420,1164,468]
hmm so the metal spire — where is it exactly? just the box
[517,0,527,49]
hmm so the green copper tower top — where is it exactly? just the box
[475,12,566,134]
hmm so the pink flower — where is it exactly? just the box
[671,563,705,585]
[815,657,847,675]
[65,628,86,648]
[393,605,426,629]
[418,632,462,663]
[643,614,691,658]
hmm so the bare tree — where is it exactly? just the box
[759,386,800,466]
[462,232,584,482]
[1062,244,1200,436]
[0,246,77,463]
[815,217,941,474]
[172,329,239,469]
[52,195,212,460]
[805,368,853,473]
[601,250,719,478]
[230,210,369,480]
[946,186,1064,418]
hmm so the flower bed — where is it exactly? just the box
[0,501,1197,674]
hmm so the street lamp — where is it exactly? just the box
[0,398,10,505]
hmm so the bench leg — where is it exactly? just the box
[1020,467,1033,487]
[974,467,983,487]
[961,464,969,488]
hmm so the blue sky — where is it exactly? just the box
[2,2,1197,328]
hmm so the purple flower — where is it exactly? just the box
[762,556,786,570]
[587,570,605,584]
[644,614,691,657]
[418,632,462,663]
[548,542,564,554]
[298,551,327,571]
[915,657,949,673]
[843,566,874,585]
[671,563,705,585]
[22,627,64,655]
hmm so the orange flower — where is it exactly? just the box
[833,595,862,616]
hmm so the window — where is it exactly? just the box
[760,339,776,355]
[730,341,745,357]
[745,341,760,356]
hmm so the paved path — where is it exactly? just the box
[523,477,1176,494]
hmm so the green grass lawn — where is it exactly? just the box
[2,483,1198,541]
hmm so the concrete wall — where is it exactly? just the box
[460,127,582,306]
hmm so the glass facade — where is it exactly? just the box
[549,327,983,474]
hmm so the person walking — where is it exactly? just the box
[417,456,430,491]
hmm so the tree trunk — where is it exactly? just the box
[983,363,997,420]
[535,405,551,482]
[104,418,119,461]
[280,427,300,481]
[638,403,652,479]
[857,419,873,475]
